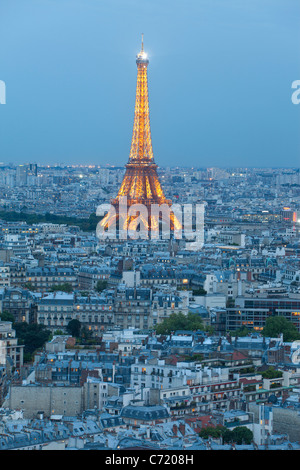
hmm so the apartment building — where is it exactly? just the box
[7,262,27,288]
[226,294,300,333]
[78,265,112,290]
[26,266,77,291]
[0,321,24,372]
[37,292,114,334]
[151,291,187,326]
[131,360,241,412]
[0,287,37,323]
[0,266,10,288]
[114,286,152,330]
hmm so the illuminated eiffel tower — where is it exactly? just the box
[99,36,181,238]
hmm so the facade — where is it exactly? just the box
[0,287,37,324]
[218,231,245,247]
[1,234,31,258]
[282,265,300,287]
[188,373,241,413]
[240,370,300,405]
[120,404,170,425]
[6,262,27,288]
[26,267,77,292]
[0,267,10,288]
[78,265,111,290]
[74,294,114,334]
[36,286,187,334]
[140,265,194,288]
[37,292,114,334]
[0,321,24,374]
[131,362,187,391]
[151,291,187,326]
[5,384,84,419]
[227,295,300,333]
[37,292,74,331]
[131,361,241,413]
[5,377,111,419]
[0,367,7,407]
[114,286,152,330]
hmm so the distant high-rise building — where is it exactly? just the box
[16,165,28,186]
[28,163,38,177]
[276,170,300,186]
[281,207,297,223]
[27,163,38,186]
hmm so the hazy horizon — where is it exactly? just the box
[0,0,299,168]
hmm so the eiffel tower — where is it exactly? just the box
[99,36,181,238]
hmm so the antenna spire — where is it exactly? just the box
[141,33,144,52]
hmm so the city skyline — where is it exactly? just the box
[1,1,300,453]
[0,0,299,168]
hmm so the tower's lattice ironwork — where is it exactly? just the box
[100,37,181,236]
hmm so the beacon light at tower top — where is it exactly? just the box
[136,34,149,63]
[138,51,148,60]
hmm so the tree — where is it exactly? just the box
[24,282,36,291]
[155,312,206,335]
[192,287,207,296]
[95,280,108,293]
[67,319,81,337]
[0,310,15,323]
[14,322,51,358]
[53,329,64,336]
[261,366,283,379]
[51,283,73,293]
[223,426,253,445]
[229,326,250,337]
[80,325,94,343]
[262,316,300,342]
[199,425,253,445]
[198,425,225,439]
[190,353,204,362]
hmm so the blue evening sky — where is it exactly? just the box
[0,0,299,168]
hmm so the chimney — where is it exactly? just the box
[172,424,178,436]
[179,423,185,436]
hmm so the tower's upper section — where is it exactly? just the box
[136,34,149,65]
[128,35,154,164]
